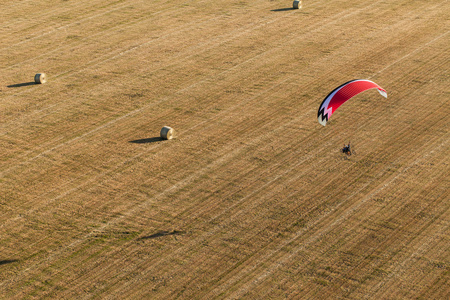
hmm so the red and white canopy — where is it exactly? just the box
[318,79,387,126]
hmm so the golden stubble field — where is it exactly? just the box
[1,0,448,298]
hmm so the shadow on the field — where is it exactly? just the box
[0,259,19,266]
[129,137,162,144]
[7,82,38,88]
[137,230,185,240]
[271,8,295,12]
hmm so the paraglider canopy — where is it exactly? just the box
[317,79,387,126]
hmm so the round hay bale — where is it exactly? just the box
[293,0,302,9]
[34,73,47,84]
[160,126,174,140]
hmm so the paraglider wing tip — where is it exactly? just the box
[318,118,327,126]
[378,89,388,98]
[317,106,332,126]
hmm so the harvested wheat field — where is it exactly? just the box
[1,0,449,299]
